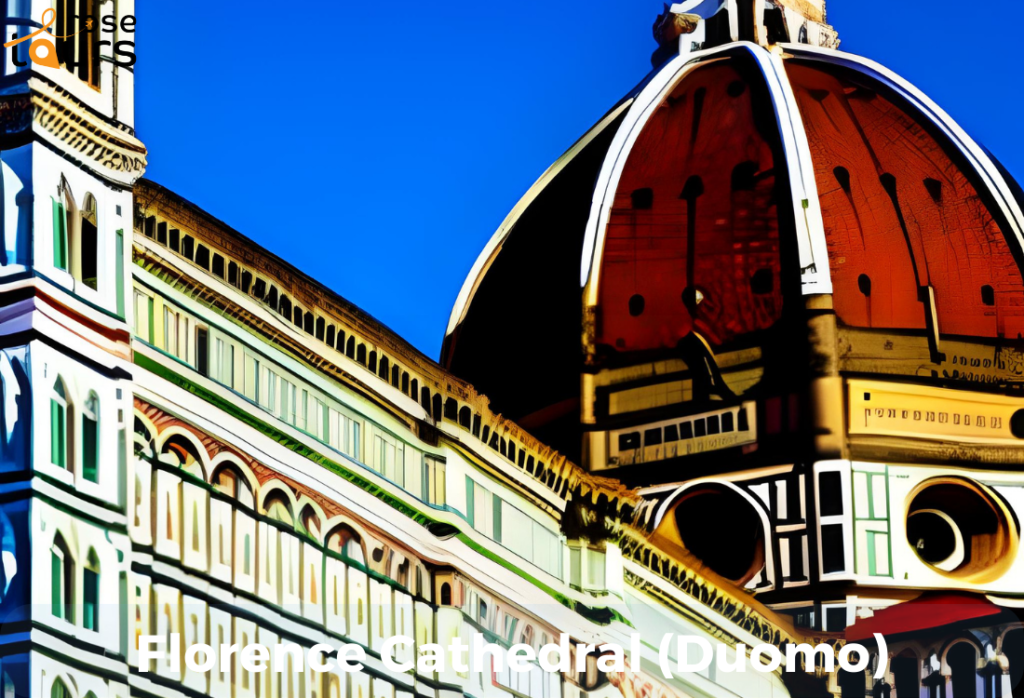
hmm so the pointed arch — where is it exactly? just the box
[50,376,72,471]
[158,430,209,480]
[83,547,99,631]
[261,484,296,525]
[325,522,365,565]
[51,532,74,622]
[82,390,99,483]
[79,192,98,290]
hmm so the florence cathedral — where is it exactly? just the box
[0,1,1021,698]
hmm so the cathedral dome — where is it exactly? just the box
[442,26,1024,463]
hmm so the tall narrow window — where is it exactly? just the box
[52,198,68,270]
[56,0,100,88]
[51,534,73,622]
[80,195,98,290]
[82,391,99,483]
[115,229,125,317]
[196,327,209,376]
[83,549,99,631]
[50,378,70,470]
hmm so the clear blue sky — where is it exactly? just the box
[136,1,1024,359]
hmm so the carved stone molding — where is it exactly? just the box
[0,77,147,185]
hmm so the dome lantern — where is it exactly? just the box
[651,0,839,65]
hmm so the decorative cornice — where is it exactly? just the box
[618,527,844,677]
[0,77,146,185]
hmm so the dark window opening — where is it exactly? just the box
[169,228,180,252]
[212,254,225,278]
[194,245,210,270]
[316,317,326,341]
[671,485,765,584]
[618,432,640,450]
[156,222,168,246]
[631,188,654,209]
[444,398,458,421]
[981,285,995,306]
[326,325,336,346]
[196,327,209,376]
[644,428,662,446]
[182,235,195,260]
[722,412,734,432]
[819,472,843,517]
[820,524,845,574]
[81,216,98,290]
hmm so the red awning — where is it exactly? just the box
[846,593,1004,642]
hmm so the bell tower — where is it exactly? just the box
[0,0,144,695]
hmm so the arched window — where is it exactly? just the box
[316,317,326,341]
[346,336,356,359]
[443,398,458,421]
[50,378,71,470]
[948,643,979,698]
[891,650,919,698]
[401,373,410,394]
[51,678,70,698]
[82,391,99,483]
[368,351,377,373]
[327,524,364,565]
[391,366,400,388]
[300,504,321,540]
[279,295,291,318]
[161,434,205,479]
[293,307,303,327]
[228,261,239,286]
[79,193,98,290]
[83,548,99,631]
[420,386,430,411]
[356,344,366,365]
[266,286,278,309]
[303,312,314,335]
[212,463,254,507]
[51,533,73,622]
[432,394,443,421]
[378,356,389,380]
[458,406,472,429]
[264,492,294,525]
[325,325,336,347]
[440,581,452,606]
